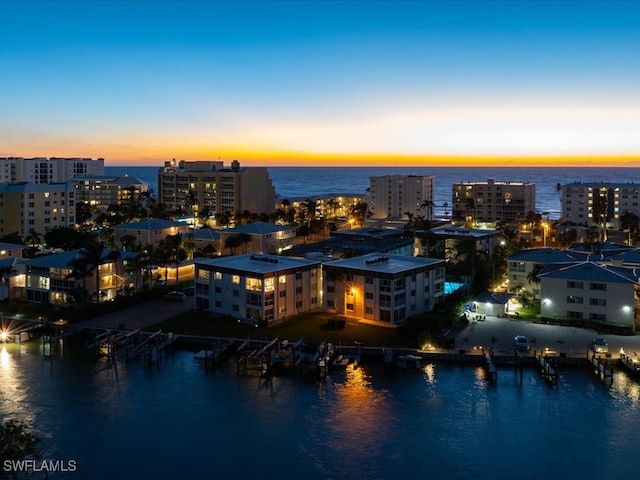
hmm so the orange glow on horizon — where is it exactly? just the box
[106,152,640,168]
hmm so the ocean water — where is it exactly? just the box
[2,339,640,479]
[107,165,640,219]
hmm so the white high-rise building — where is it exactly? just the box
[561,182,640,228]
[0,157,104,184]
[368,175,435,220]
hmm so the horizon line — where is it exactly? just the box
[103,153,640,168]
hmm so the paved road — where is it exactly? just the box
[454,315,640,358]
[79,297,193,331]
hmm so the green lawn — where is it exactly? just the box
[146,310,409,347]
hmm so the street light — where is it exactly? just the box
[542,222,549,247]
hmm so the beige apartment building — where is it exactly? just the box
[73,174,148,212]
[157,159,276,217]
[368,175,435,221]
[0,182,76,238]
[452,178,535,227]
[0,157,104,184]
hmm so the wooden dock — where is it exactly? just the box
[589,352,613,385]
[536,352,558,385]
[619,353,640,376]
[484,351,497,384]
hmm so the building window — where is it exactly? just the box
[365,276,373,284]
[279,275,286,284]
[567,296,583,304]
[246,277,262,291]
[365,292,373,300]
[264,277,275,292]
[197,269,210,281]
[232,275,240,284]
[365,306,373,315]
[567,281,583,289]
[233,290,239,297]
[589,283,606,291]
[327,299,334,308]
[589,298,606,306]
[214,271,222,280]
[346,303,354,311]
[232,304,239,312]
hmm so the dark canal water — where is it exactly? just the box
[1,339,640,479]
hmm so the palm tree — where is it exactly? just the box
[68,241,121,303]
[181,234,197,260]
[224,235,241,255]
[420,200,434,220]
[527,264,544,287]
[123,253,146,290]
[590,187,608,241]
[442,202,450,221]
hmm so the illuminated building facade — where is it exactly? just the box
[323,253,445,324]
[157,159,276,216]
[368,175,435,221]
[452,178,535,227]
[194,253,321,326]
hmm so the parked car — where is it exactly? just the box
[163,291,186,302]
[514,335,531,351]
[591,338,608,354]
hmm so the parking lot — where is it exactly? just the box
[455,315,640,358]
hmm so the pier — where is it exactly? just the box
[484,351,497,384]
[535,352,558,385]
[589,352,614,385]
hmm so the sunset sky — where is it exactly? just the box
[1,1,639,166]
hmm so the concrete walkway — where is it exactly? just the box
[454,315,640,358]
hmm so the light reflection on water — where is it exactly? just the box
[2,341,640,479]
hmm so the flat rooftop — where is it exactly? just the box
[326,253,443,274]
[195,253,320,274]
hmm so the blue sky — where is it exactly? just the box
[1,1,639,165]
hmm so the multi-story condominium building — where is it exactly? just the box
[22,249,133,304]
[279,193,365,222]
[561,182,640,229]
[157,159,276,216]
[218,222,296,255]
[286,227,414,259]
[0,242,24,259]
[0,182,76,238]
[0,157,104,184]
[452,178,535,227]
[112,218,190,249]
[73,174,148,212]
[425,225,503,261]
[505,247,588,297]
[194,253,321,326]
[539,261,638,328]
[368,175,435,221]
[323,253,445,324]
